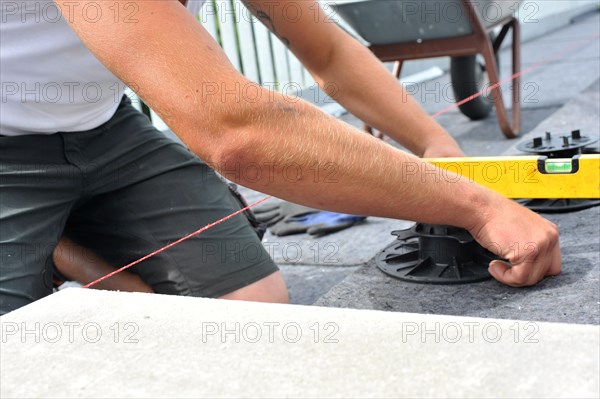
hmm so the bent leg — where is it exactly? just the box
[60,100,287,303]
[219,271,288,303]
[53,237,154,293]
[53,236,287,302]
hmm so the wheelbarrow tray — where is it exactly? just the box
[331,0,522,45]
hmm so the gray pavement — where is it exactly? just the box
[280,265,360,306]
[509,78,600,154]
[240,10,600,305]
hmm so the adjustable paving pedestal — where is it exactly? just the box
[375,224,497,284]
[515,130,600,212]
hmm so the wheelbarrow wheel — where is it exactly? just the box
[450,35,499,120]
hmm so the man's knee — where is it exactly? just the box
[219,271,289,304]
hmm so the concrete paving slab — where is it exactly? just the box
[518,6,598,42]
[1,288,599,398]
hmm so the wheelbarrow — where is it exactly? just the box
[331,0,522,138]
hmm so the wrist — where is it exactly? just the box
[419,127,462,157]
[421,137,464,158]
[456,184,497,232]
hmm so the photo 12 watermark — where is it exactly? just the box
[198,321,340,344]
[400,320,540,344]
[194,1,539,27]
[1,1,140,24]
[1,321,140,344]
[1,81,141,105]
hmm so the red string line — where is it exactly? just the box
[432,33,600,119]
[83,195,273,288]
[83,33,599,289]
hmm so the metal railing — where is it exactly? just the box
[196,0,314,89]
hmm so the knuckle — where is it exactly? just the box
[546,222,559,237]
[546,229,559,246]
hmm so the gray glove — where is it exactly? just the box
[253,200,366,237]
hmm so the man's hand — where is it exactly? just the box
[469,194,561,287]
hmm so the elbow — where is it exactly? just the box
[192,95,268,178]
[207,125,252,177]
[207,125,269,185]
[202,92,305,184]
[168,83,264,167]
[174,81,306,183]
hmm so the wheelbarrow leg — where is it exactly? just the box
[392,60,403,79]
[482,21,519,138]
[511,17,521,135]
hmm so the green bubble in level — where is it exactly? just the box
[545,161,573,174]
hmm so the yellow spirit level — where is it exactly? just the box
[425,155,600,199]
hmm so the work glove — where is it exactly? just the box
[253,200,366,237]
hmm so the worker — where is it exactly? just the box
[0,0,561,314]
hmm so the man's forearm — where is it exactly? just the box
[313,38,459,156]
[242,0,459,157]
[215,93,490,230]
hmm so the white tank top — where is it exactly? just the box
[0,0,205,135]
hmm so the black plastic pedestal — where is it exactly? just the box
[375,224,497,284]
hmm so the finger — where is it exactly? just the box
[284,211,321,224]
[541,222,561,277]
[489,259,538,287]
[279,203,318,215]
[254,210,282,224]
[520,231,560,283]
[307,221,355,237]
[270,222,309,236]
[488,259,521,286]
[545,242,562,276]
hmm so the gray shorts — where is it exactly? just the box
[0,97,278,315]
